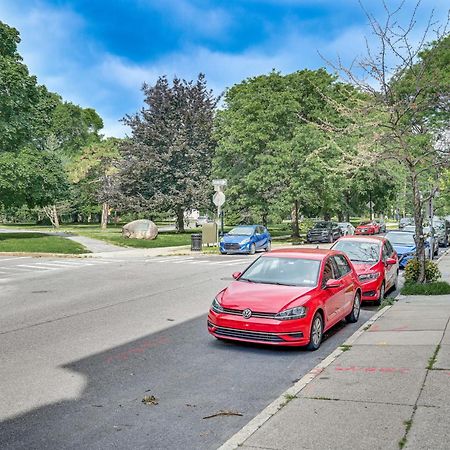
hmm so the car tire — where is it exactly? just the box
[346,292,361,323]
[374,281,385,306]
[306,312,323,351]
[249,243,256,255]
[265,241,271,252]
[220,250,227,255]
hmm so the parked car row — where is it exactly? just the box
[209,234,400,351]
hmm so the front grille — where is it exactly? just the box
[212,325,303,342]
[224,243,240,250]
[221,307,276,319]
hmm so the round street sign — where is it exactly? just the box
[213,191,225,207]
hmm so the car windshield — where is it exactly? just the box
[239,257,321,287]
[228,226,255,236]
[359,221,371,226]
[338,223,348,228]
[314,222,330,229]
[332,240,381,263]
[386,232,415,246]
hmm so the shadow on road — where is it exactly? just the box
[0,308,376,450]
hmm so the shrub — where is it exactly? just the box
[404,258,441,283]
[401,281,450,296]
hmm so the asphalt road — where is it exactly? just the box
[0,251,400,450]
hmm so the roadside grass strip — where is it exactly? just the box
[401,281,450,295]
[0,233,87,254]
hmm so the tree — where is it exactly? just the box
[69,138,122,229]
[213,70,365,235]
[120,74,218,232]
[322,2,450,282]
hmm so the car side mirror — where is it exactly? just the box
[386,257,397,265]
[232,272,241,280]
[325,279,342,289]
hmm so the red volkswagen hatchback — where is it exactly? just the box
[332,236,398,305]
[207,249,362,350]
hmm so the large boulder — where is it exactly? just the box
[122,219,158,240]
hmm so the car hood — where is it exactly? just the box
[392,244,415,255]
[221,234,252,244]
[352,262,380,274]
[219,281,315,313]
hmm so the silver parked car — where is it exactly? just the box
[337,222,355,236]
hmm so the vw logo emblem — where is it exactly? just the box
[243,309,252,319]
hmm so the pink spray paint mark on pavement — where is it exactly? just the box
[105,336,171,364]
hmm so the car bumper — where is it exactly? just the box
[220,243,252,254]
[355,229,373,235]
[398,254,414,269]
[307,235,330,242]
[359,278,383,301]
[207,311,310,346]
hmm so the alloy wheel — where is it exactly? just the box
[312,316,322,346]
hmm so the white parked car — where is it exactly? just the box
[337,222,355,236]
[195,216,213,227]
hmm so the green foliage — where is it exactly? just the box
[213,69,397,227]
[120,74,218,231]
[0,21,41,152]
[0,147,69,207]
[401,281,450,296]
[0,232,87,254]
[404,258,441,283]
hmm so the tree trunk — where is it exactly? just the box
[176,207,185,233]
[411,172,426,283]
[262,211,268,228]
[291,200,299,238]
[101,202,109,230]
[43,205,60,228]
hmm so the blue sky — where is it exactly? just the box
[0,0,448,137]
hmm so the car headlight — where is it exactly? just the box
[358,272,381,282]
[211,298,223,313]
[240,239,250,245]
[275,306,307,320]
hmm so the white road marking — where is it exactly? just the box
[16,265,59,270]
[0,257,31,262]
[171,257,195,264]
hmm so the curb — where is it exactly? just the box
[217,304,393,450]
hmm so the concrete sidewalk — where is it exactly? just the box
[220,255,450,450]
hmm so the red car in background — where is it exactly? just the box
[332,236,398,305]
[355,221,380,235]
[208,248,362,350]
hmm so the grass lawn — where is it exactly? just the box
[0,224,194,249]
[0,233,88,254]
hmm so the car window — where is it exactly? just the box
[239,257,321,287]
[332,240,381,263]
[322,259,336,285]
[333,255,351,278]
[385,240,394,255]
[381,244,389,262]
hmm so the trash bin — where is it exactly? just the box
[191,233,202,251]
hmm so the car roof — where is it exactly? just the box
[335,235,386,243]
[267,248,343,260]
